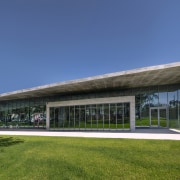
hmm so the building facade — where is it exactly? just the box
[0,62,180,131]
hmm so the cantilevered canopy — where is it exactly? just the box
[0,62,180,101]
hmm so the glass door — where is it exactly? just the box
[150,107,167,127]
[151,109,158,126]
[159,109,167,127]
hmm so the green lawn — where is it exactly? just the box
[0,136,180,180]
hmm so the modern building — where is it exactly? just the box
[0,62,180,131]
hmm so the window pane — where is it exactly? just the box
[159,92,167,106]
[168,91,178,128]
[75,106,80,128]
[149,93,159,107]
[91,105,97,128]
[63,107,69,128]
[124,103,130,129]
[59,107,64,128]
[141,94,149,126]
[117,103,123,129]
[97,104,104,129]
[110,104,116,129]
[80,105,86,128]
[69,106,74,128]
[50,107,55,128]
[86,105,92,129]
[104,104,109,129]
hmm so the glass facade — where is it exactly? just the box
[0,98,46,128]
[49,103,130,130]
[0,84,180,130]
[135,85,180,128]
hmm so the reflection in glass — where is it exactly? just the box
[91,105,97,128]
[117,103,123,129]
[97,104,103,129]
[86,105,92,128]
[159,92,167,106]
[141,94,149,126]
[124,103,130,128]
[75,106,80,128]
[5,85,179,130]
[159,109,167,127]
[168,91,178,128]
[104,104,109,129]
[50,107,55,128]
[59,107,64,128]
[149,93,159,107]
[63,107,69,128]
[48,102,131,130]
[80,105,86,128]
[110,104,116,129]
[151,109,158,126]
[69,106,74,128]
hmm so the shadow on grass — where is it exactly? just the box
[0,137,24,147]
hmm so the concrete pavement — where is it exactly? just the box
[0,128,179,140]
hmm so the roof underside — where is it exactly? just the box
[0,62,180,101]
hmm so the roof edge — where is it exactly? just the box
[0,62,180,98]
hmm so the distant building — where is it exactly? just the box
[0,62,180,131]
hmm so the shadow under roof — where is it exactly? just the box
[0,62,180,101]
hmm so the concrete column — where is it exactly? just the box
[46,103,50,130]
[130,96,135,131]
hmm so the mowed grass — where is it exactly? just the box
[0,136,180,180]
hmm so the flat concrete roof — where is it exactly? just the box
[0,62,180,101]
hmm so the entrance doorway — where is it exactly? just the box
[150,107,168,127]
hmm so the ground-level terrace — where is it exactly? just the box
[0,62,180,131]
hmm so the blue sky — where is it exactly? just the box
[0,0,180,93]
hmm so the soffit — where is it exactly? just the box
[0,62,180,101]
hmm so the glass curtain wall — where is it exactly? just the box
[135,85,180,128]
[136,94,150,126]
[0,84,180,130]
[49,103,130,130]
[0,99,46,128]
[168,89,178,128]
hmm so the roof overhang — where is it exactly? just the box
[0,62,180,101]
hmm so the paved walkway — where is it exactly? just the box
[0,128,179,140]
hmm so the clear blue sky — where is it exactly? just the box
[0,0,180,93]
